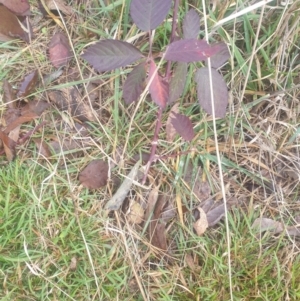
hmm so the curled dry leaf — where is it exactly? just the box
[49,32,71,68]
[42,0,73,15]
[146,192,170,250]
[0,5,29,42]
[79,159,109,189]
[193,207,208,235]
[127,201,144,224]
[0,0,30,16]
[166,103,179,142]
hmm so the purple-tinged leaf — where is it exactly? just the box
[82,40,144,72]
[165,39,221,62]
[205,43,230,69]
[195,67,228,118]
[148,60,168,109]
[130,0,172,31]
[49,32,71,68]
[183,9,200,39]
[171,113,194,141]
[123,62,147,105]
[168,62,188,104]
[17,70,39,98]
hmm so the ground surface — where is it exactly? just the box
[0,1,300,300]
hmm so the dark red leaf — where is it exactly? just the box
[0,5,29,42]
[123,62,147,105]
[17,70,39,98]
[130,0,172,31]
[49,32,71,68]
[205,43,230,69]
[148,60,168,109]
[183,9,200,39]
[82,39,143,72]
[165,39,221,62]
[170,112,195,141]
[195,67,228,118]
[168,62,187,104]
[79,160,109,189]
[0,0,30,16]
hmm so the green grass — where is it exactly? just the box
[1,0,300,300]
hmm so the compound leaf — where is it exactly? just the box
[130,0,172,31]
[165,39,221,62]
[195,67,228,118]
[183,9,200,39]
[206,43,230,69]
[168,62,188,104]
[171,112,194,141]
[123,62,147,105]
[148,59,168,109]
[82,39,144,72]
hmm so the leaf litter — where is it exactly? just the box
[0,0,298,278]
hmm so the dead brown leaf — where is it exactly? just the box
[48,88,96,122]
[3,111,38,135]
[0,5,29,42]
[49,32,71,68]
[79,159,109,189]
[166,103,179,142]
[127,201,144,224]
[2,80,16,108]
[21,99,50,116]
[43,0,73,15]
[0,130,16,161]
[252,217,300,237]
[17,70,39,98]
[147,193,169,250]
[0,0,30,16]
[33,138,52,158]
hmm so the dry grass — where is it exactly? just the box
[0,0,300,300]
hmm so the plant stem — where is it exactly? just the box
[142,107,163,184]
[142,0,180,183]
[165,0,180,80]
